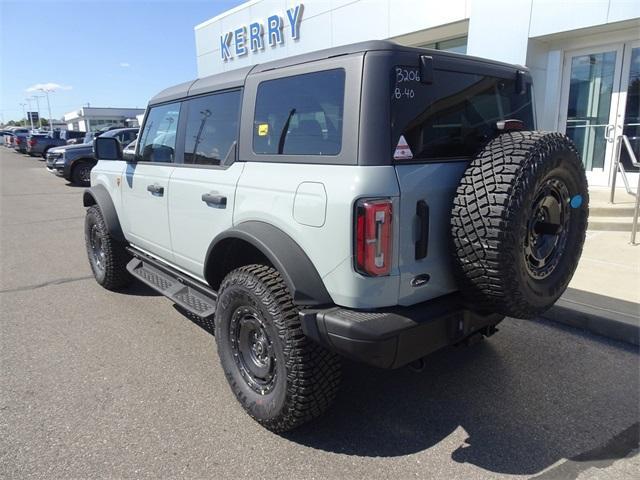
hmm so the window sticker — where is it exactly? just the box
[394,135,413,160]
[258,123,269,136]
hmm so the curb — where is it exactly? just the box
[542,288,640,346]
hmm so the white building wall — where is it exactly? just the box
[195,0,470,77]
[195,0,639,134]
[196,0,638,78]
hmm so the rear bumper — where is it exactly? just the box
[300,293,502,369]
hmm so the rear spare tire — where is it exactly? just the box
[451,131,588,319]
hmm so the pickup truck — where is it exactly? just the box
[28,130,87,158]
[47,127,138,185]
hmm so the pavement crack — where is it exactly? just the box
[0,275,93,294]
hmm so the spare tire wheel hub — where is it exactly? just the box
[525,177,570,280]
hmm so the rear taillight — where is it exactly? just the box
[15,138,21,145]
[354,198,393,276]
[28,139,37,146]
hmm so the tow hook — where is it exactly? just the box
[408,357,426,372]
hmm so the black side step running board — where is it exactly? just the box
[126,248,217,318]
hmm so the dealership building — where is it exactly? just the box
[194,0,639,187]
[63,106,145,132]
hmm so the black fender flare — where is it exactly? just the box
[82,184,125,243]
[205,221,333,306]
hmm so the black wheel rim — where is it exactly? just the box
[80,165,91,183]
[89,224,106,273]
[230,306,277,395]
[524,177,571,280]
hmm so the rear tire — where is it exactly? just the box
[451,131,588,319]
[214,264,341,432]
[84,205,132,290]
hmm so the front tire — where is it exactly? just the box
[84,205,132,290]
[214,264,341,432]
[72,161,92,187]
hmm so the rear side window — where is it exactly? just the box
[392,68,534,160]
[253,69,345,156]
[137,102,180,163]
[183,90,241,166]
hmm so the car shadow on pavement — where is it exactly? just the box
[281,318,640,476]
[173,304,216,336]
[121,281,162,297]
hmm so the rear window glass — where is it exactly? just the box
[253,69,345,156]
[392,67,534,160]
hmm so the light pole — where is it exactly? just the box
[25,98,35,130]
[38,88,54,133]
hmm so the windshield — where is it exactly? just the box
[391,66,534,161]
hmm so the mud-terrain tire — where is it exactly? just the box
[451,131,588,319]
[84,205,132,290]
[214,264,341,432]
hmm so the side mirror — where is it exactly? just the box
[94,137,123,161]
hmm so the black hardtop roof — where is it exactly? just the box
[148,40,525,106]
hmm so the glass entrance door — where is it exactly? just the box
[616,42,640,186]
[559,44,624,186]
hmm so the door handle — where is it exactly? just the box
[201,193,227,207]
[605,124,615,142]
[415,200,429,260]
[147,184,164,195]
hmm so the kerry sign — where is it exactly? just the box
[220,3,304,61]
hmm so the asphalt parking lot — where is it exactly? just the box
[1,147,639,479]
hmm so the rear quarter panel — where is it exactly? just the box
[234,163,401,308]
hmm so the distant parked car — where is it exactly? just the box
[48,127,138,186]
[28,130,87,158]
[3,132,15,148]
[26,133,52,157]
[4,128,28,149]
[13,130,31,153]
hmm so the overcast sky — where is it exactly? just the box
[0,0,244,122]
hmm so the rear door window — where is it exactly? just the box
[253,69,345,156]
[183,90,241,166]
[392,68,534,160]
[137,103,180,163]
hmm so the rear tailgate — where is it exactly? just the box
[391,57,534,306]
[395,161,468,306]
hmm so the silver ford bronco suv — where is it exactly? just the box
[84,41,588,432]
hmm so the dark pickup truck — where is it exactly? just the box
[27,130,87,158]
[46,127,138,186]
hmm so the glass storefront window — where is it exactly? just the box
[421,36,467,54]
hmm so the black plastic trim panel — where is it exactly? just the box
[300,293,502,369]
